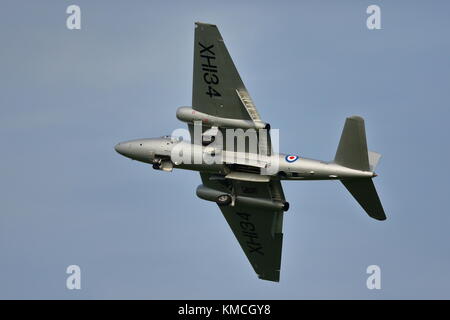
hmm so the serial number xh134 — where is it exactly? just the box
[115,22,386,282]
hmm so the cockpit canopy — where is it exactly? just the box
[160,135,183,142]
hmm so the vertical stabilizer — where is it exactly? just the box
[335,116,370,171]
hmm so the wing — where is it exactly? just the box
[193,22,261,121]
[192,22,271,155]
[190,23,285,281]
[200,173,285,282]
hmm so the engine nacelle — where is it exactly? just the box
[237,195,289,212]
[176,107,270,130]
[196,184,289,211]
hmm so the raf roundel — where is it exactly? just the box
[285,155,299,163]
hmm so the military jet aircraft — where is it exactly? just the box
[115,22,386,282]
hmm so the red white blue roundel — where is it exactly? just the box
[285,155,299,163]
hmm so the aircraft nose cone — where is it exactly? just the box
[114,142,126,155]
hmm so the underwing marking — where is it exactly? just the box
[236,212,264,255]
[198,42,221,98]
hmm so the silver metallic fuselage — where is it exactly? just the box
[114,137,375,180]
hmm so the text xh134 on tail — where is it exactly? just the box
[115,22,386,282]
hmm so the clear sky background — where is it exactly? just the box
[1,0,449,299]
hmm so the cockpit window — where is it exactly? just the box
[161,135,183,142]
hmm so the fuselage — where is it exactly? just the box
[114,137,375,180]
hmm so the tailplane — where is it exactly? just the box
[341,178,386,220]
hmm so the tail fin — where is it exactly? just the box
[334,116,370,171]
[341,178,386,220]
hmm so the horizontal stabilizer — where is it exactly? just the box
[341,178,386,220]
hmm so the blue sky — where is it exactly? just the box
[1,0,450,299]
